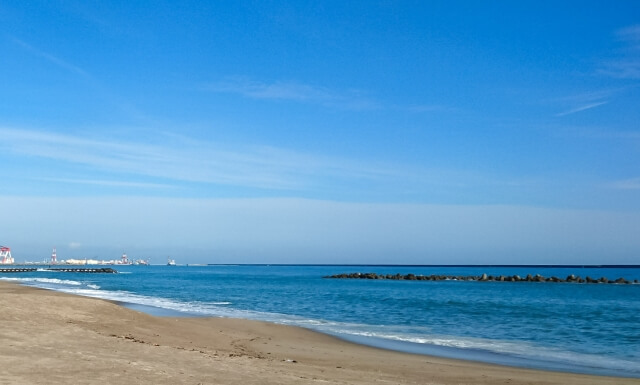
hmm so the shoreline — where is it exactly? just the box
[114,300,638,379]
[1,280,637,384]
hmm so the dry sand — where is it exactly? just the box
[0,280,637,385]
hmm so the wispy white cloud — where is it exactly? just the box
[207,77,380,110]
[401,104,454,113]
[208,77,456,113]
[211,78,332,101]
[597,130,640,140]
[10,37,91,78]
[37,177,175,189]
[616,25,640,50]
[0,127,397,191]
[9,37,154,123]
[598,25,640,79]
[555,101,608,117]
[552,89,619,103]
[607,177,640,190]
[551,89,615,117]
[554,125,640,140]
[601,61,640,79]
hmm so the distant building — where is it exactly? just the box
[0,246,14,264]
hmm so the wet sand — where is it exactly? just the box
[0,281,636,384]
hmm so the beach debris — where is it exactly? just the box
[324,272,636,284]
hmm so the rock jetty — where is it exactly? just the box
[324,272,638,284]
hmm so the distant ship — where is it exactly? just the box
[167,257,176,266]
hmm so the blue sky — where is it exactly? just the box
[1,1,639,263]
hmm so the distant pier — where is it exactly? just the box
[0,268,37,273]
[0,267,117,273]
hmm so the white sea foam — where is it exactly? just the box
[52,287,237,317]
[0,275,236,317]
[271,317,639,375]
[306,325,639,375]
[1,277,84,286]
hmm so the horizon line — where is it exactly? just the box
[203,264,640,268]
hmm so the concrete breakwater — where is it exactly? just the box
[0,267,117,273]
[324,272,638,284]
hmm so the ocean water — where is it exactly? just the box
[2,265,639,378]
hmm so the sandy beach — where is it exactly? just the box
[0,280,636,385]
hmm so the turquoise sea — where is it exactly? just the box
[2,265,639,378]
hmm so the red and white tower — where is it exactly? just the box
[121,253,129,264]
[51,247,57,264]
[0,246,14,264]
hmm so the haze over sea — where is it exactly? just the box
[3,265,639,378]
